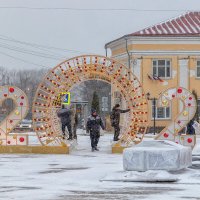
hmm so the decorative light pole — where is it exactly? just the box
[146,92,157,135]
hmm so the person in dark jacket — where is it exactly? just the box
[187,120,195,135]
[110,104,130,141]
[71,105,78,139]
[86,109,105,152]
[57,104,73,140]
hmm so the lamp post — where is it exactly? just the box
[146,92,157,135]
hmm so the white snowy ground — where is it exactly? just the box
[0,131,200,200]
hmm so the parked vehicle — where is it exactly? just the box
[15,119,33,131]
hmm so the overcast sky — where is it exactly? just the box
[0,0,199,70]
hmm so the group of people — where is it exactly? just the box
[57,103,196,152]
[57,103,130,152]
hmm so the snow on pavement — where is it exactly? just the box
[0,132,200,200]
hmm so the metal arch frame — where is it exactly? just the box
[32,55,149,148]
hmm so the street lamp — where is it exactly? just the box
[146,92,157,135]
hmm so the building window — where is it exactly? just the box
[101,97,108,112]
[152,100,170,119]
[152,59,171,78]
[114,91,122,105]
[197,99,200,117]
[196,60,200,78]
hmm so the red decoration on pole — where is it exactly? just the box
[21,96,24,99]
[177,88,182,93]
[189,97,192,100]
[172,94,175,98]
[20,102,23,106]
[9,87,15,93]
[188,103,191,107]
[163,133,169,138]
[7,141,11,144]
[187,138,192,143]
[4,94,7,97]
[19,137,25,142]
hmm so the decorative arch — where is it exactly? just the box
[32,55,148,147]
[155,87,197,148]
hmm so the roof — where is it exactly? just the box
[105,12,200,47]
[130,12,200,36]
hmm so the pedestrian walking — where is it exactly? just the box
[86,109,105,152]
[110,104,130,141]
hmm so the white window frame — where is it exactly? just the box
[101,97,108,112]
[114,91,122,105]
[151,100,171,120]
[196,60,200,78]
[152,59,172,79]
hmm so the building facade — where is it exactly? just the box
[105,12,200,130]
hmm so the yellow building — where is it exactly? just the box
[105,12,200,131]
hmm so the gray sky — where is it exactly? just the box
[0,0,199,69]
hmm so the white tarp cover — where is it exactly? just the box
[123,140,192,171]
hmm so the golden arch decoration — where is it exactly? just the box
[0,86,29,146]
[32,55,148,148]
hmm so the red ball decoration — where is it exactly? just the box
[9,87,15,93]
[20,102,23,106]
[19,137,25,142]
[187,138,192,143]
[188,103,191,107]
[4,94,7,97]
[21,96,24,99]
[177,88,182,93]
[178,120,181,124]
[7,141,11,144]
[10,120,13,123]
[189,97,192,100]
[172,94,175,98]
[163,133,169,138]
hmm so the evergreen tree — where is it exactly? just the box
[91,91,100,113]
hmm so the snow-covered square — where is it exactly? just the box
[0,132,200,200]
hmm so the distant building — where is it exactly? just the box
[105,12,200,130]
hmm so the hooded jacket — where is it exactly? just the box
[86,112,105,133]
[110,107,130,126]
[57,108,72,125]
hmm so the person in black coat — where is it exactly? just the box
[187,120,195,135]
[86,109,105,152]
[110,104,130,141]
[71,105,78,139]
[57,104,73,140]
